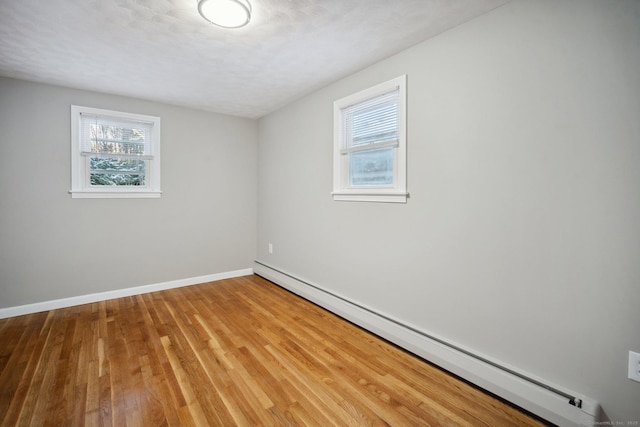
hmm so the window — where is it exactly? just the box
[70,105,161,198]
[332,75,407,203]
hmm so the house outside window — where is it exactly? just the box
[70,105,161,198]
[332,75,407,203]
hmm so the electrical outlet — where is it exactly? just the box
[268,243,273,254]
[629,351,640,383]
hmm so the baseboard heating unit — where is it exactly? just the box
[253,261,600,427]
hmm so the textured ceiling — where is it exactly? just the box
[0,0,509,118]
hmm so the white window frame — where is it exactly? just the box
[70,105,162,198]
[332,75,407,203]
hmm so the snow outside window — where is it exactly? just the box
[70,106,161,198]
[332,75,407,203]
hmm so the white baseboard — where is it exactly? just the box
[253,261,599,427]
[0,268,253,319]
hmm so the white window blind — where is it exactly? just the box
[340,88,399,154]
[79,113,154,159]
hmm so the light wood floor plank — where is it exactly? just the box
[0,275,547,426]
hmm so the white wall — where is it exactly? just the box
[0,77,257,308]
[257,0,640,422]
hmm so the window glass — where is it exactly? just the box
[348,147,394,186]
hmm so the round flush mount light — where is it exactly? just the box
[198,0,252,28]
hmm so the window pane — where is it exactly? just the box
[90,123,146,155]
[90,157,146,186]
[80,113,152,157]
[350,101,397,147]
[349,147,393,186]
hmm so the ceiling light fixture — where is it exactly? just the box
[197,0,252,29]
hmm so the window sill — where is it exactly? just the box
[332,191,408,203]
[70,190,162,199]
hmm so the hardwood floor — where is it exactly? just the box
[0,275,545,426]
